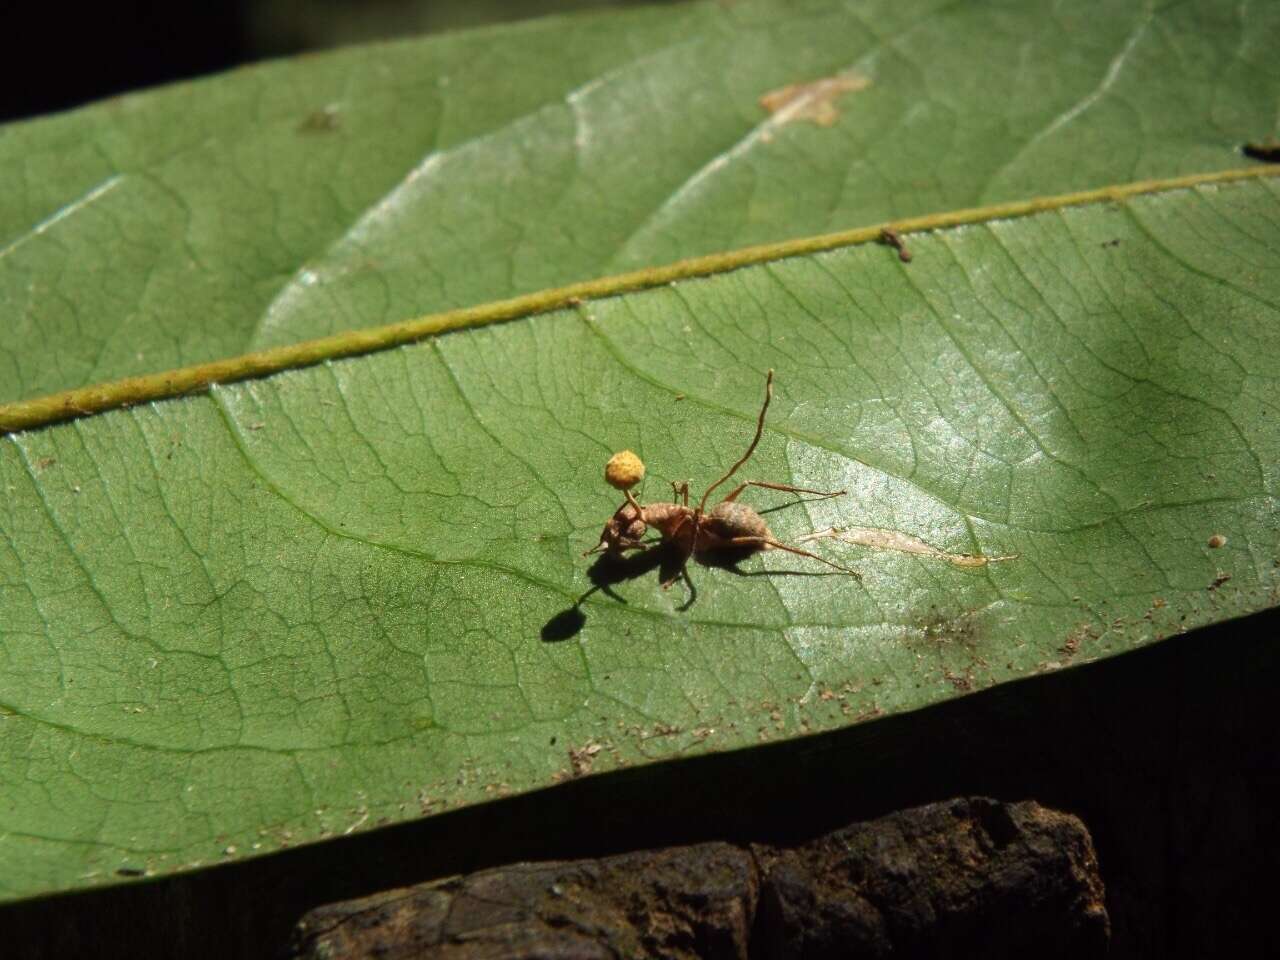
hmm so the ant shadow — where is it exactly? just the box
[540,508,849,643]
[541,544,676,643]
[695,551,838,579]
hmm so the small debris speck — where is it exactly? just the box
[878,227,913,262]
[568,741,603,777]
[298,105,341,133]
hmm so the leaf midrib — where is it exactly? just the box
[2,165,1276,436]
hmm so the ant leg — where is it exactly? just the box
[721,480,845,504]
[721,536,861,578]
[582,539,649,558]
[670,480,690,506]
[660,514,697,589]
[675,569,697,611]
[660,544,695,588]
[698,370,774,512]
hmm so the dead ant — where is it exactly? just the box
[585,370,860,588]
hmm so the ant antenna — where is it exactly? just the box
[699,369,773,513]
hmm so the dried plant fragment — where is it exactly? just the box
[798,526,1016,568]
[568,741,603,777]
[758,72,871,128]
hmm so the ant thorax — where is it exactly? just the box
[643,500,772,554]
[638,501,690,539]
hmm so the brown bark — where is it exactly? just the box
[291,797,1107,959]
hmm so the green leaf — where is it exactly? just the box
[3,0,1278,402]
[3,0,1280,908]
[2,173,1279,902]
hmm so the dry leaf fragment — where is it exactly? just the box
[759,73,871,128]
[798,526,1017,568]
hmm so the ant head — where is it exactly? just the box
[584,498,647,557]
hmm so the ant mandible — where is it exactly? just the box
[585,370,860,588]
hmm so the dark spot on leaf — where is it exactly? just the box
[299,106,341,134]
[1241,140,1280,163]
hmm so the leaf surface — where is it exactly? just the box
[2,0,1278,401]
[2,175,1278,901]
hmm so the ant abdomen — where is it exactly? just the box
[704,501,769,543]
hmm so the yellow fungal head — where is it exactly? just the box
[604,449,645,490]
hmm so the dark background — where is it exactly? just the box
[0,0,670,123]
